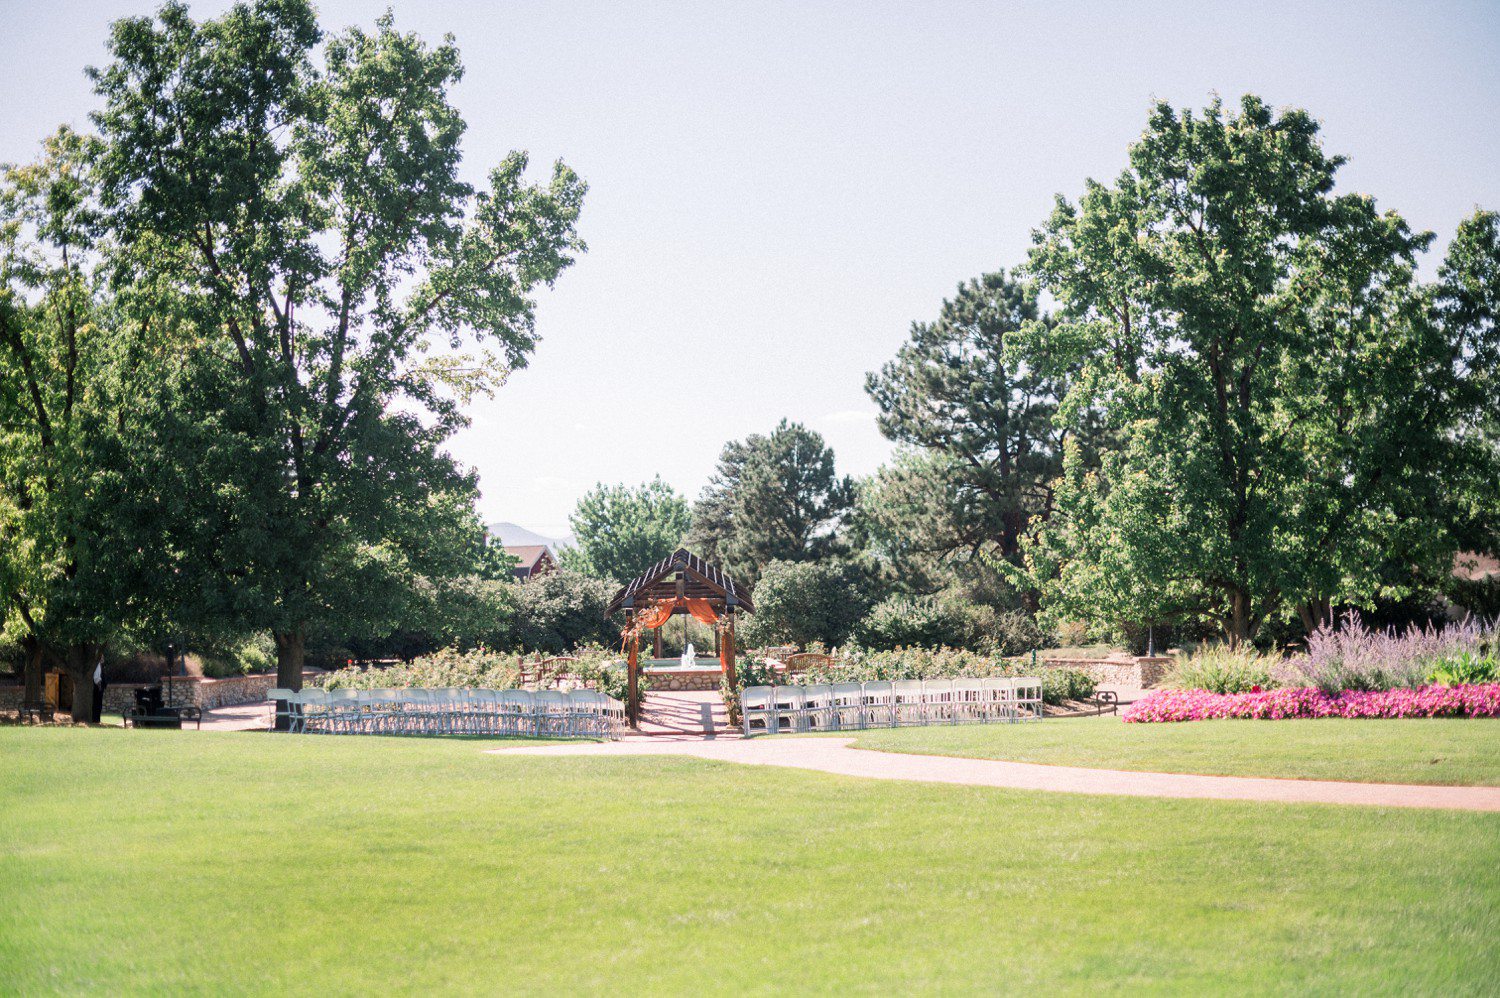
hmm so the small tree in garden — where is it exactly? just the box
[515,570,616,653]
[687,420,855,583]
[1024,94,1466,644]
[865,271,1078,604]
[741,559,871,648]
[90,0,586,691]
[562,477,690,583]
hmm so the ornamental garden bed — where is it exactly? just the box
[1123,684,1500,723]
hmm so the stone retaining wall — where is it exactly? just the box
[1036,656,1172,688]
[643,668,723,691]
[1,670,327,717]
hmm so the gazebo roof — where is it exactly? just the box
[605,548,754,616]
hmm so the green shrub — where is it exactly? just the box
[198,632,277,677]
[740,559,871,648]
[1425,651,1500,687]
[1041,668,1097,705]
[1168,645,1281,694]
[515,570,618,652]
[323,646,522,690]
[853,595,960,650]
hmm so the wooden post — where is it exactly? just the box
[653,625,663,661]
[627,624,641,727]
[724,608,738,690]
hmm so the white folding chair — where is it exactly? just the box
[534,690,570,736]
[892,679,926,726]
[830,682,865,731]
[982,677,1016,723]
[497,689,532,736]
[921,679,954,725]
[1013,676,1043,721]
[267,688,300,733]
[298,689,331,733]
[772,686,805,733]
[862,681,894,728]
[363,688,402,734]
[600,694,626,740]
[741,686,774,736]
[953,679,987,724]
[470,688,498,734]
[802,684,835,732]
[567,689,605,738]
[322,688,360,733]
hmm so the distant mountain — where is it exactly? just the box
[486,522,575,553]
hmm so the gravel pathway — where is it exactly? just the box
[489,735,1500,811]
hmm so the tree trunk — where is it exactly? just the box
[1225,590,1253,647]
[63,642,100,723]
[1297,598,1332,636]
[273,629,306,733]
[274,629,306,690]
[21,635,43,707]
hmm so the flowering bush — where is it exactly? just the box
[1280,613,1497,694]
[1122,684,1500,723]
[323,646,522,691]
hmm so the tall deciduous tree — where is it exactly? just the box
[90,1,586,690]
[1435,208,1500,558]
[687,420,854,583]
[865,271,1071,593]
[562,477,690,583]
[1024,95,1460,644]
[0,128,168,719]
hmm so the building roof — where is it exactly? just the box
[1453,551,1500,582]
[503,545,554,570]
[605,548,753,617]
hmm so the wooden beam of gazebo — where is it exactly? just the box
[606,548,753,726]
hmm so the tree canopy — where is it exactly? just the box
[687,420,855,583]
[88,0,586,686]
[0,128,178,717]
[866,271,1070,584]
[562,478,690,583]
[1022,94,1466,643]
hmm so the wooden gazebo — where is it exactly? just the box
[605,548,753,725]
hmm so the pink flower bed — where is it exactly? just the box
[1122,684,1500,723]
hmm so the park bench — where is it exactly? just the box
[123,686,202,730]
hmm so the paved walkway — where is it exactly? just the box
[491,736,1500,811]
[638,690,727,736]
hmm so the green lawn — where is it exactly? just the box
[3,729,1498,994]
[850,716,1500,786]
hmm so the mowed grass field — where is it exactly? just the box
[3,728,1498,994]
[851,717,1500,785]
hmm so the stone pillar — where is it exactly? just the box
[1133,656,1173,688]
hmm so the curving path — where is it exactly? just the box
[489,736,1500,811]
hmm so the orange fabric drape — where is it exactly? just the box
[619,597,721,654]
[682,598,719,626]
[636,602,675,630]
[632,597,719,630]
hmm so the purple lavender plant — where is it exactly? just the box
[1280,611,1496,694]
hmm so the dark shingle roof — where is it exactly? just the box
[604,548,753,617]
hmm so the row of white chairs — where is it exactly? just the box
[267,687,625,739]
[741,677,1044,736]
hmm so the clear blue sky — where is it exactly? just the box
[3,1,1497,536]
